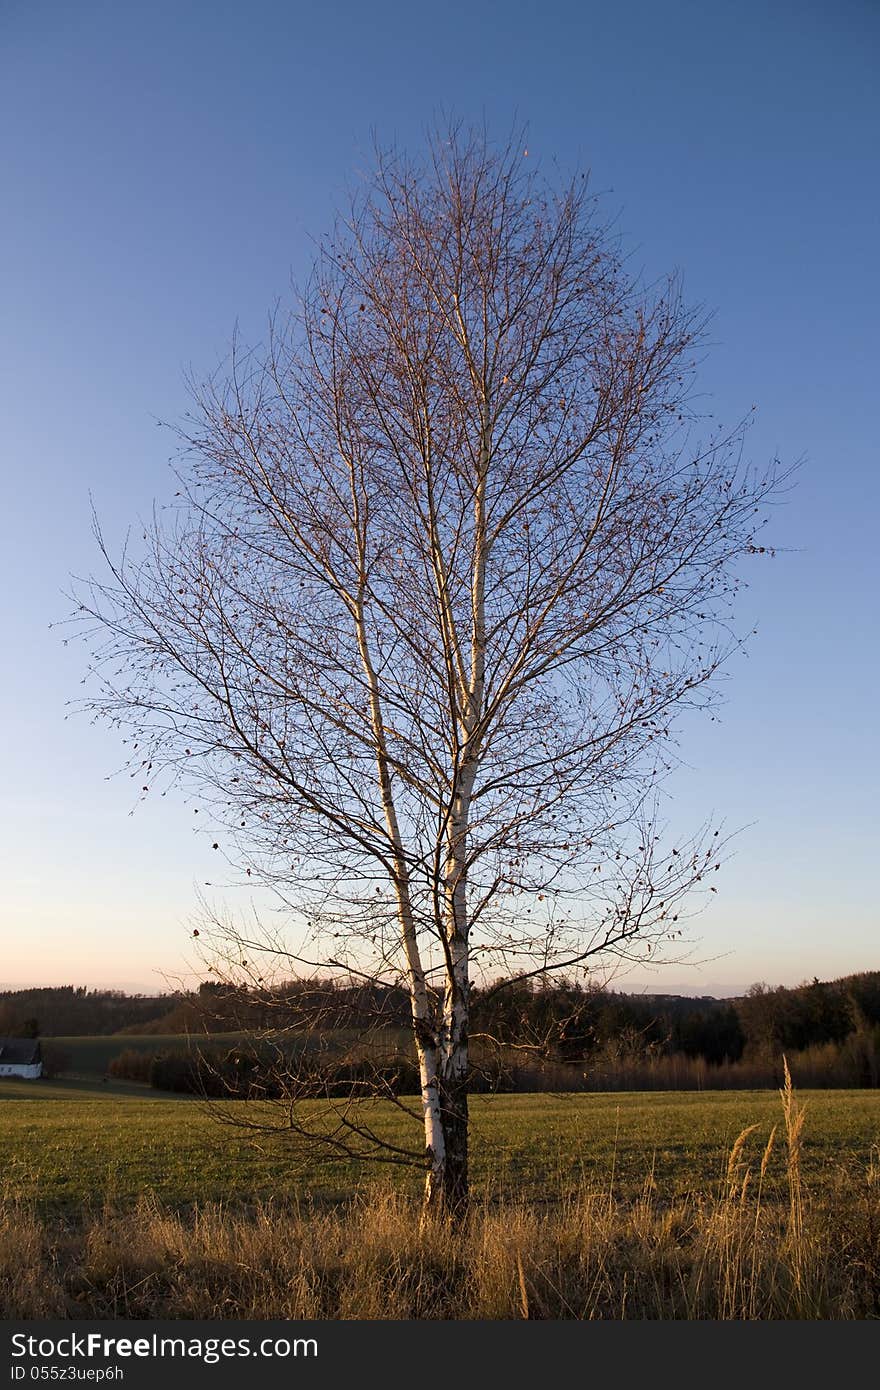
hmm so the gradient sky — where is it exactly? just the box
[1,0,877,998]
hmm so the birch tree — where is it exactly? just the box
[75,125,783,1216]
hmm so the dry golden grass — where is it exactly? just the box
[2,1077,878,1320]
[2,1180,878,1320]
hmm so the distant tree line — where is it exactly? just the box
[142,971,880,1063]
[109,1043,426,1099]
[0,986,175,1038]
[475,971,880,1065]
[94,970,880,1096]
[7,974,880,1090]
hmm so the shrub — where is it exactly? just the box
[107,1048,155,1084]
[39,1044,72,1080]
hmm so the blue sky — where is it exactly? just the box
[1,0,877,996]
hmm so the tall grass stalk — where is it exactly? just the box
[779,1055,818,1313]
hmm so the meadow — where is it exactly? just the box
[45,1032,252,1077]
[1,1078,879,1318]
[1,1078,878,1211]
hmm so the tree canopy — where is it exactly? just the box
[74,124,785,1213]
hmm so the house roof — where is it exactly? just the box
[0,1038,42,1065]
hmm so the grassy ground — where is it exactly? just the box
[45,1033,249,1078]
[46,1029,408,1082]
[2,1083,878,1212]
[2,1080,879,1318]
[0,1076,170,1101]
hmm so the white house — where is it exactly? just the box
[0,1039,42,1079]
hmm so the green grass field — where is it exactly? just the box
[2,1080,877,1212]
[46,1033,251,1078]
[48,1028,407,1079]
